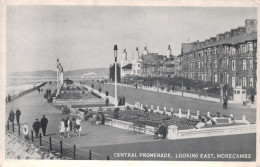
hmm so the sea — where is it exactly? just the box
[6,76,57,96]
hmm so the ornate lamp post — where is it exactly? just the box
[114,45,118,108]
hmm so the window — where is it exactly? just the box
[225,46,229,54]
[226,58,229,68]
[198,62,201,69]
[201,74,204,80]
[232,60,236,71]
[242,77,247,87]
[209,61,212,68]
[205,74,207,81]
[248,43,253,52]
[232,77,236,87]
[242,59,247,71]
[214,47,217,55]
[249,59,253,69]
[226,74,229,84]
[205,61,207,68]
[249,77,253,87]
[214,60,218,68]
[214,74,218,82]
[231,47,236,55]
[208,48,212,55]
[242,45,247,53]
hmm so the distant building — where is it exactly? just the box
[81,72,108,80]
[179,19,257,90]
[141,45,178,78]
[131,47,142,76]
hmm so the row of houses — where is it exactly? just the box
[179,19,257,89]
[110,19,257,90]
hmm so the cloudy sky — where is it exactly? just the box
[6,6,256,73]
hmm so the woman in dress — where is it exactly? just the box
[75,117,82,137]
[65,116,72,138]
[59,118,66,138]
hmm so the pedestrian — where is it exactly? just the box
[38,88,40,94]
[122,96,125,105]
[40,115,48,136]
[15,107,21,125]
[41,88,43,94]
[223,95,228,109]
[8,110,15,125]
[65,116,72,138]
[59,118,66,138]
[105,98,109,106]
[8,94,11,102]
[32,119,41,138]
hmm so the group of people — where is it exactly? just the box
[59,116,82,138]
[44,89,53,103]
[37,88,43,94]
[8,108,21,125]
[32,115,49,137]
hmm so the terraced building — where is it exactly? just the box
[179,19,257,91]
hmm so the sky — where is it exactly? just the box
[6,6,257,73]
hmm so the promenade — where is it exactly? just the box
[5,82,256,160]
[5,83,155,151]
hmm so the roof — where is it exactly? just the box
[122,63,132,69]
[182,32,257,55]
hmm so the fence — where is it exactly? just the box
[6,121,116,160]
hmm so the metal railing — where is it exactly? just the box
[6,121,116,160]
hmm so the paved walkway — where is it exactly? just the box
[108,83,232,103]
[5,82,156,154]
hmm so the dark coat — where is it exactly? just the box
[33,121,41,131]
[16,110,21,117]
[8,111,15,122]
[41,118,48,127]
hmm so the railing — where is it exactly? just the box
[6,121,116,160]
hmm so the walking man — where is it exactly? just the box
[15,107,21,125]
[105,98,109,106]
[40,115,48,136]
[32,119,41,138]
[8,110,15,125]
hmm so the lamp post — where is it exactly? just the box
[114,45,118,108]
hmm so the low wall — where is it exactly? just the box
[168,124,256,140]
[106,118,256,140]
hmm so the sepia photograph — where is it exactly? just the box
[2,1,259,166]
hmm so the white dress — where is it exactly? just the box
[76,119,82,131]
[59,121,65,133]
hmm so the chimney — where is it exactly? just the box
[237,26,246,34]
[245,19,257,34]
[218,33,224,40]
[231,29,238,37]
[210,37,216,43]
[224,31,231,39]
[205,39,210,45]
[136,47,139,51]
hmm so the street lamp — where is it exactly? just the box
[114,45,118,108]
